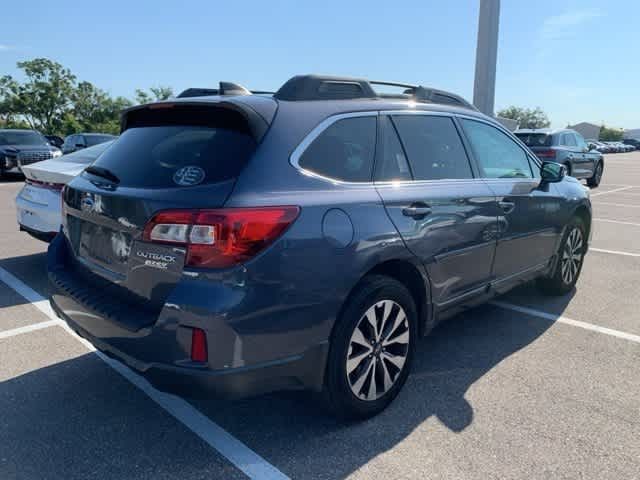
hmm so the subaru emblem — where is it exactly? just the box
[173,166,205,186]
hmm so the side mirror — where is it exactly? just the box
[540,161,566,183]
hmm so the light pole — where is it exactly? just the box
[473,0,500,116]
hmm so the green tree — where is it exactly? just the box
[496,106,551,129]
[5,58,77,133]
[71,81,132,134]
[135,86,174,104]
[599,125,624,142]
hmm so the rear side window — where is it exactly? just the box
[90,107,256,188]
[392,115,473,180]
[461,119,533,179]
[375,116,412,182]
[298,116,376,182]
[563,133,577,147]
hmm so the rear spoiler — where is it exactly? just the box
[120,99,276,141]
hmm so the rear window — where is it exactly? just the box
[515,133,552,147]
[89,108,256,188]
[85,135,115,147]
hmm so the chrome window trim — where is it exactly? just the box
[289,108,536,186]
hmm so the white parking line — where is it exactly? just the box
[492,301,640,344]
[594,218,640,227]
[0,320,58,339]
[0,267,290,480]
[590,247,640,257]
[590,186,634,197]
[592,202,640,208]
[604,191,640,197]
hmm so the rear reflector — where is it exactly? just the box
[190,328,208,363]
[143,206,300,268]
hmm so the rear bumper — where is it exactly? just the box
[51,298,328,399]
[15,187,61,237]
[47,234,329,399]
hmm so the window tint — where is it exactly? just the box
[299,116,376,182]
[375,116,412,182]
[515,132,551,147]
[392,115,473,180]
[461,119,533,179]
[91,126,256,188]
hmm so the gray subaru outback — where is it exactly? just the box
[48,75,591,419]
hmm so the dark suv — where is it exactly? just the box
[0,129,62,177]
[48,75,591,419]
[515,128,604,187]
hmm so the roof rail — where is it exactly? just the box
[273,74,477,111]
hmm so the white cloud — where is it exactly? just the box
[540,9,603,41]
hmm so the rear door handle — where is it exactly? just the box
[499,201,515,214]
[402,204,432,219]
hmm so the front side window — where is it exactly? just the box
[461,119,533,179]
[298,116,376,182]
[392,115,473,180]
[574,133,587,150]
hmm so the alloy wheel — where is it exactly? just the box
[346,300,410,401]
[595,163,603,183]
[561,227,584,285]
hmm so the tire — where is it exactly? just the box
[564,162,572,177]
[537,217,586,296]
[322,274,418,420]
[587,161,603,188]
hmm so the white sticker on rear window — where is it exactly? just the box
[173,166,205,186]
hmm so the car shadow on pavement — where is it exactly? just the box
[0,281,576,479]
[187,301,572,479]
[0,252,50,305]
[0,173,24,184]
[0,348,247,480]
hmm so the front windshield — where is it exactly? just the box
[0,131,48,146]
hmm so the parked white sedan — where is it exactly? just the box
[15,141,114,241]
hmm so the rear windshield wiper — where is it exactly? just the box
[85,165,120,184]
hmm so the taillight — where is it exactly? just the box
[536,149,556,159]
[190,328,208,363]
[143,206,300,268]
[26,178,65,191]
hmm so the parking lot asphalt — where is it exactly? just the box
[1,153,639,479]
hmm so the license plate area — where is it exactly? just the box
[126,241,186,303]
[21,186,48,205]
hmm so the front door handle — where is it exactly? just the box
[402,204,432,219]
[499,200,515,214]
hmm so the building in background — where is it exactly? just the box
[624,128,640,140]
[568,122,601,140]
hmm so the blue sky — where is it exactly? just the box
[2,0,638,128]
